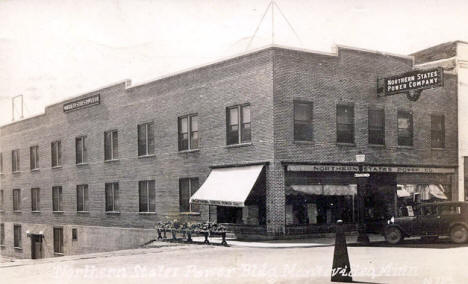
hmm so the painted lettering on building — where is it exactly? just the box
[63,94,100,112]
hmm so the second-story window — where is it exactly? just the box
[105,182,119,212]
[336,105,355,144]
[104,130,118,161]
[75,136,87,164]
[431,115,445,148]
[30,146,39,170]
[368,108,385,145]
[12,149,20,172]
[0,153,3,173]
[226,104,251,145]
[294,101,314,141]
[13,188,21,211]
[76,184,89,212]
[52,186,63,212]
[51,141,62,167]
[398,111,413,146]
[178,115,198,151]
[0,190,4,211]
[31,188,40,212]
[138,122,155,156]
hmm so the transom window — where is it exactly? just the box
[75,136,87,164]
[178,115,198,151]
[51,141,62,167]
[31,188,40,212]
[104,130,118,161]
[294,101,313,141]
[30,146,39,170]
[105,182,119,212]
[431,115,445,148]
[76,184,89,212]
[368,108,385,145]
[226,104,251,145]
[397,111,413,146]
[12,149,20,172]
[179,178,200,213]
[336,105,355,144]
[138,122,155,156]
[139,180,156,213]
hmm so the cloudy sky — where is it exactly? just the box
[1,0,467,126]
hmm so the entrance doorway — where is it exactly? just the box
[31,234,43,259]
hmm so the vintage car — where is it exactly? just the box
[383,201,468,244]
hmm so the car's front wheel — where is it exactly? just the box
[450,225,468,244]
[385,227,403,244]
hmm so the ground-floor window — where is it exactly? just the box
[13,224,21,248]
[0,223,4,246]
[105,183,119,212]
[217,207,243,223]
[54,227,63,254]
[139,180,155,213]
[179,178,199,213]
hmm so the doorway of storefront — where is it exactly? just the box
[31,234,43,259]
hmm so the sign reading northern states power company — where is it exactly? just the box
[381,67,443,96]
[287,164,455,174]
[63,94,100,112]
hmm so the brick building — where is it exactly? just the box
[0,44,459,258]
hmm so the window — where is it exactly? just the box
[31,188,40,212]
[439,205,461,215]
[431,115,445,148]
[336,105,355,144]
[72,228,78,241]
[76,185,89,212]
[0,153,3,173]
[53,227,63,254]
[13,224,21,248]
[75,136,87,164]
[105,183,119,212]
[30,146,39,170]
[51,141,62,167]
[52,186,63,212]
[104,130,118,161]
[12,149,20,172]
[294,101,313,141]
[179,178,200,213]
[397,111,413,146]
[0,224,4,246]
[226,104,251,145]
[368,108,385,145]
[13,189,21,211]
[139,180,155,213]
[0,190,3,211]
[178,115,198,151]
[138,122,155,156]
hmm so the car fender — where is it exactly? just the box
[384,224,411,237]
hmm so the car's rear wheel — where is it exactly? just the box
[450,225,468,244]
[385,227,403,244]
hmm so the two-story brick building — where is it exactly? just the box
[0,44,458,258]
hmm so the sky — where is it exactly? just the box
[1,0,468,126]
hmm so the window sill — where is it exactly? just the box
[12,171,21,174]
[77,211,89,214]
[76,163,89,167]
[293,140,314,145]
[54,252,64,256]
[53,211,64,214]
[105,211,121,215]
[31,211,41,214]
[336,142,355,147]
[51,166,62,170]
[31,169,40,172]
[225,142,253,149]
[431,147,445,151]
[179,212,201,216]
[368,144,385,148]
[139,212,156,215]
[0,245,5,248]
[104,159,120,163]
[138,154,156,159]
[14,247,23,251]
[178,149,200,154]
[13,210,22,213]
[0,210,4,213]
[397,145,414,149]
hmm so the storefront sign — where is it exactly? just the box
[190,199,243,207]
[288,164,455,174]
[287,165,360,172]
[382,67,443,96]
[362,166,455,174]
[63,94,100,112]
